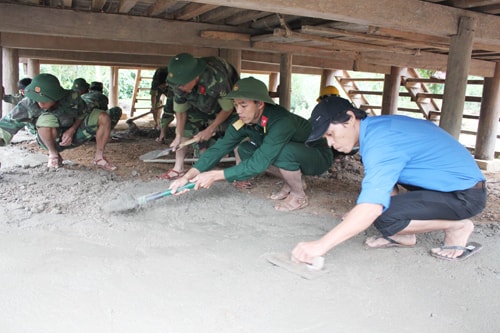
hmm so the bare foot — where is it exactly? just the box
[365,234,416,248]
[430,219,474,259]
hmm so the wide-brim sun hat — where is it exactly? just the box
[224,77,275,105]
[24,73,66,103]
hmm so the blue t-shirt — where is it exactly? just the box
[357,115,485,210]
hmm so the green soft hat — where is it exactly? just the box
[224,77,275,105]
[24,73,66,103]
[72,78,90,92]
[167,53,207,85]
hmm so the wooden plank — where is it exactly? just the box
[189,0,500,47]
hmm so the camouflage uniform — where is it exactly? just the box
[150,67,175,129]
[169,56,240,138]
[2,94,24,105]
[0,88,105,151]
[81,91,122,130]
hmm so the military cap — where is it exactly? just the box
[224,77,275,105]
[167,53,207,85]
[24,73,66,103]
[90,81,104,92]
[72,78,90,92]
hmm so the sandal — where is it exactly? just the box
[47,154,63,169]
[269,188,290,200]
[233,180,253,189]
[274,193,309,212]
[158,168,185,180]
[94,157,117,171]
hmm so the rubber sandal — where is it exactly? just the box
[364,236,415,249]
[269,189,290,200]
[233,180,253,189]
[274,193,309,212]
[430,242,483,261]
[47,154,63,169]
[158,169,185,180]
[94,157,117,171]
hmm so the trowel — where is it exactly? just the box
[139,136,200,161]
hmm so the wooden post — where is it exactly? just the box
[109,66,119,108]
[279,53,292,109]
[439,16,476,138]
[269,72,279,100]
[475,62,500,160]
[382,66,403,115]
[0,45,3,117]
[2,47,19,114]
[220,49,241,74]
[27,58,39,78]
[319,69,335,97]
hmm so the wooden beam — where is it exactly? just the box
[190,0,500,48]
[0,4,252,49]
[1,33,218,57]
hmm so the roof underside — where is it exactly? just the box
[1,0,500,75]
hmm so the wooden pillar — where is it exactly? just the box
[0,45,3,117]
[109,66,119,108]
[27,58,39,78]
[2,47,19,114]
[269,72,279,92]
[279,53,292,109]
[269,72,279,100]
[475,62,500,160]
[320,69,335,89]
[220,49,241,74]
[439,16,476,138]
[381,66,403,115]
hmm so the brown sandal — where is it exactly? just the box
[158,169,185,180]
[47,154,63,169]
[94,157,117,171]
[274,193,309,211]
[233,180,253,189]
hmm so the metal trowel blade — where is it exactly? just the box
[264,252,328,280]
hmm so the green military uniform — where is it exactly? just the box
[194,97,333,183]
[2,94,24,105]
[168,54,239,138]
[81,89,122,130]
[150,67,175,129]
[0,74,107,151]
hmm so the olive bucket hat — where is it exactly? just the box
[24,73,66,103]
[72,78,90,92]
[224,77,275,105]
[167,53,207,85]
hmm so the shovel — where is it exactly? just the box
[102,182,196,214]
[139,136,200,161]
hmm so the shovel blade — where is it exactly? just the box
[139,148,173,161]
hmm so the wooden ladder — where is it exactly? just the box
[129,69,153,117]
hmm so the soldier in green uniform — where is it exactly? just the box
[0,73,117,170]
[81,81,122,130]
[2,78,32,105]
[71,78,90,95]
[169,77,333,212]
[163,52,240,180]
[150,67,175,142]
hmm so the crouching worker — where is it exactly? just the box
[169,77,333,212]
[0,73,117,171]
[292,96,486,264]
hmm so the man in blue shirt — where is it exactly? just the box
[292,96,486,262]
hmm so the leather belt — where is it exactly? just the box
[472,181,486,189]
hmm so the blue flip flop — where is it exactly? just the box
[430,242,483,261]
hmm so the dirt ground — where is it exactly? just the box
[1,119,499,332]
